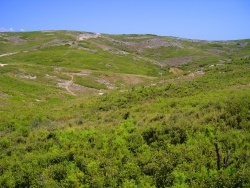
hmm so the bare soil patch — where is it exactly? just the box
[3,36,27,45]
[72,70,92,77]
[169,68,183,74]
[160,56,193,67]
[120,74,149,84]
[97,78,116,89]
[0,63,8,67]
[77,33,100,40]
[0,91,9,98]
[17,74,37,80]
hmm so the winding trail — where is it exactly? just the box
[65,74,76,96]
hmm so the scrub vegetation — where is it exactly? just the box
[0,31,249,187]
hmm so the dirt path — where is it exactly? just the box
[65,74,76,96]
[0,52,18,57]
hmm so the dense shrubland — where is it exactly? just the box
[1,59,250,187]
[0,31,250,187]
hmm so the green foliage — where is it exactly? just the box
[0,31,250,187]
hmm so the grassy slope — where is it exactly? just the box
[0,31,250,187]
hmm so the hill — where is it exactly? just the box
[0,31,250,187]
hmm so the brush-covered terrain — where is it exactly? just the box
[0,30,249,187]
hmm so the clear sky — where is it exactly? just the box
[0,0,249,40]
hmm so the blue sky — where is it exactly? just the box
[0,0,249,40]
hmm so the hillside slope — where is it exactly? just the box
[0,31,250,187]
